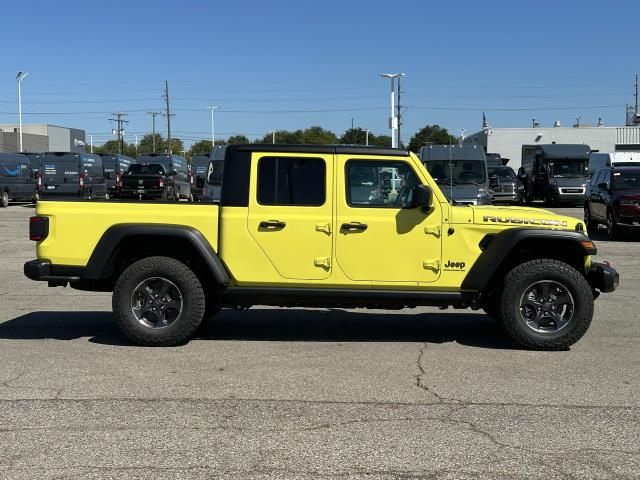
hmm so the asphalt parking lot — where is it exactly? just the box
[0,203,638,479]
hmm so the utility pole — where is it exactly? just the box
[89,135,93,153]
[207,106,219,147]
[635,73,638,115]
[162,81,174,154]
[147,111,161,153]
[109,112,128,154]
[365,129,371,146]
[380,73,405,148]
[16,72,29,153]
[268,130,276,144]
[397,75,403,148]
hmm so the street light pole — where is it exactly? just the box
[268,130,276,144]
[380,73,404,148]
[16,72,29,152]
[365,129,371,146]
[207,106,219,147]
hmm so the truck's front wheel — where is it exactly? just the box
[499,259,593,350]
[113,256,205,346]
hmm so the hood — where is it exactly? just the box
[472,205,584,230]
[551,176,588,188]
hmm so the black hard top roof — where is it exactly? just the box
[227,144,410,157]
[524,144,591,159]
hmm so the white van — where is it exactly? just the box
[589,151,640,176]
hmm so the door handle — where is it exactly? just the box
[259,219,286,230]
[341,222,368,232]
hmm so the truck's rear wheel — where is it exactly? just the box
[112,256,205,346]
[499,259,593,350]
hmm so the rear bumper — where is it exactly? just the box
[588,261,619,293]
[24,259,81,284]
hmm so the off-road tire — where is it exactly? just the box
[0,190,8,208]
[112,256,205,346]
[499,259,593,350]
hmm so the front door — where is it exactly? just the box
[335,155,442,285]
[247,153,333,280]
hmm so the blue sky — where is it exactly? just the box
[0,0,638,148]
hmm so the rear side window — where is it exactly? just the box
[257,157,325,206]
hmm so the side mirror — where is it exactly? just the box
[411,184,432,210]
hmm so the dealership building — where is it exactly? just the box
[0,124,86,153]
[462,124,640,169]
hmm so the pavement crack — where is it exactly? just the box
[414,342,459,404]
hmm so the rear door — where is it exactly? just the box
[247,152,333,280]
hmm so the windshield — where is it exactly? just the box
[127,164,166,175]
[425,160,487,185]
[489,166,515,179]
[613,171,640,190]
[549,161,588,178]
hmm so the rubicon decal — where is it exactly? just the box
[483,216,568,227]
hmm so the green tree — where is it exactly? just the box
[189,140,213,156]
[300,126,338,144]
[408,125,457,153]
[226,135,250,144]
[338,128,391,147]
[138,134,163,155]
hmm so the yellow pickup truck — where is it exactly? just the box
[24,145,618,348]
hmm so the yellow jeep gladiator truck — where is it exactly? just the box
[24,145,618,348]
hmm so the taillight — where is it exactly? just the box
[29,216,49,241]
[159,177,164,188]
[79,174,85,190]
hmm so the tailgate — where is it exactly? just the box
[35,201,220,266]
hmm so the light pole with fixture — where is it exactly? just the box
[207,106,219,147]
[16,71,29,152]
[380,73,404,148]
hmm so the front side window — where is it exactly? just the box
[346,160,420,208]
[257,157,325,206]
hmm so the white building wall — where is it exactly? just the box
[46,125,70,151]
[464,127,640,169]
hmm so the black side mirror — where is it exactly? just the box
[411,184,432,210]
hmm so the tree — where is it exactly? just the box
[338,128,391,148]
[189,140,213,156]
[255,126,338,145]
[226,135,250,144]
[138,134,163,155]
[92,139,136,158]
[408,125,457,153]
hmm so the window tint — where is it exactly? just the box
[257,157,325,206]
[346,160,420,208]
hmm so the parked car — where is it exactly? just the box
[24,144,618,349]
[135,153,190,200]
[0,153,39,207]
[584,166,640,239]
[419,145,491,204]
[99,153,135,198]
[38,152,107,200]
[519,144,590,206]
[201,156,224,202]
[192,146,226,201]
[120,163,177,200]
[488,165,519,203]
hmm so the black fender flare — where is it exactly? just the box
[461,228,596,292]
[83,224,230,285]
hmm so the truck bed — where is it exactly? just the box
[35,200,220,267]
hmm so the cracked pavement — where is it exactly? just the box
[0,205,638,479]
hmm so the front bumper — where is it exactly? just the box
[588,262,619,293]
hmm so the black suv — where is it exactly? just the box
[584,166,640,239]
